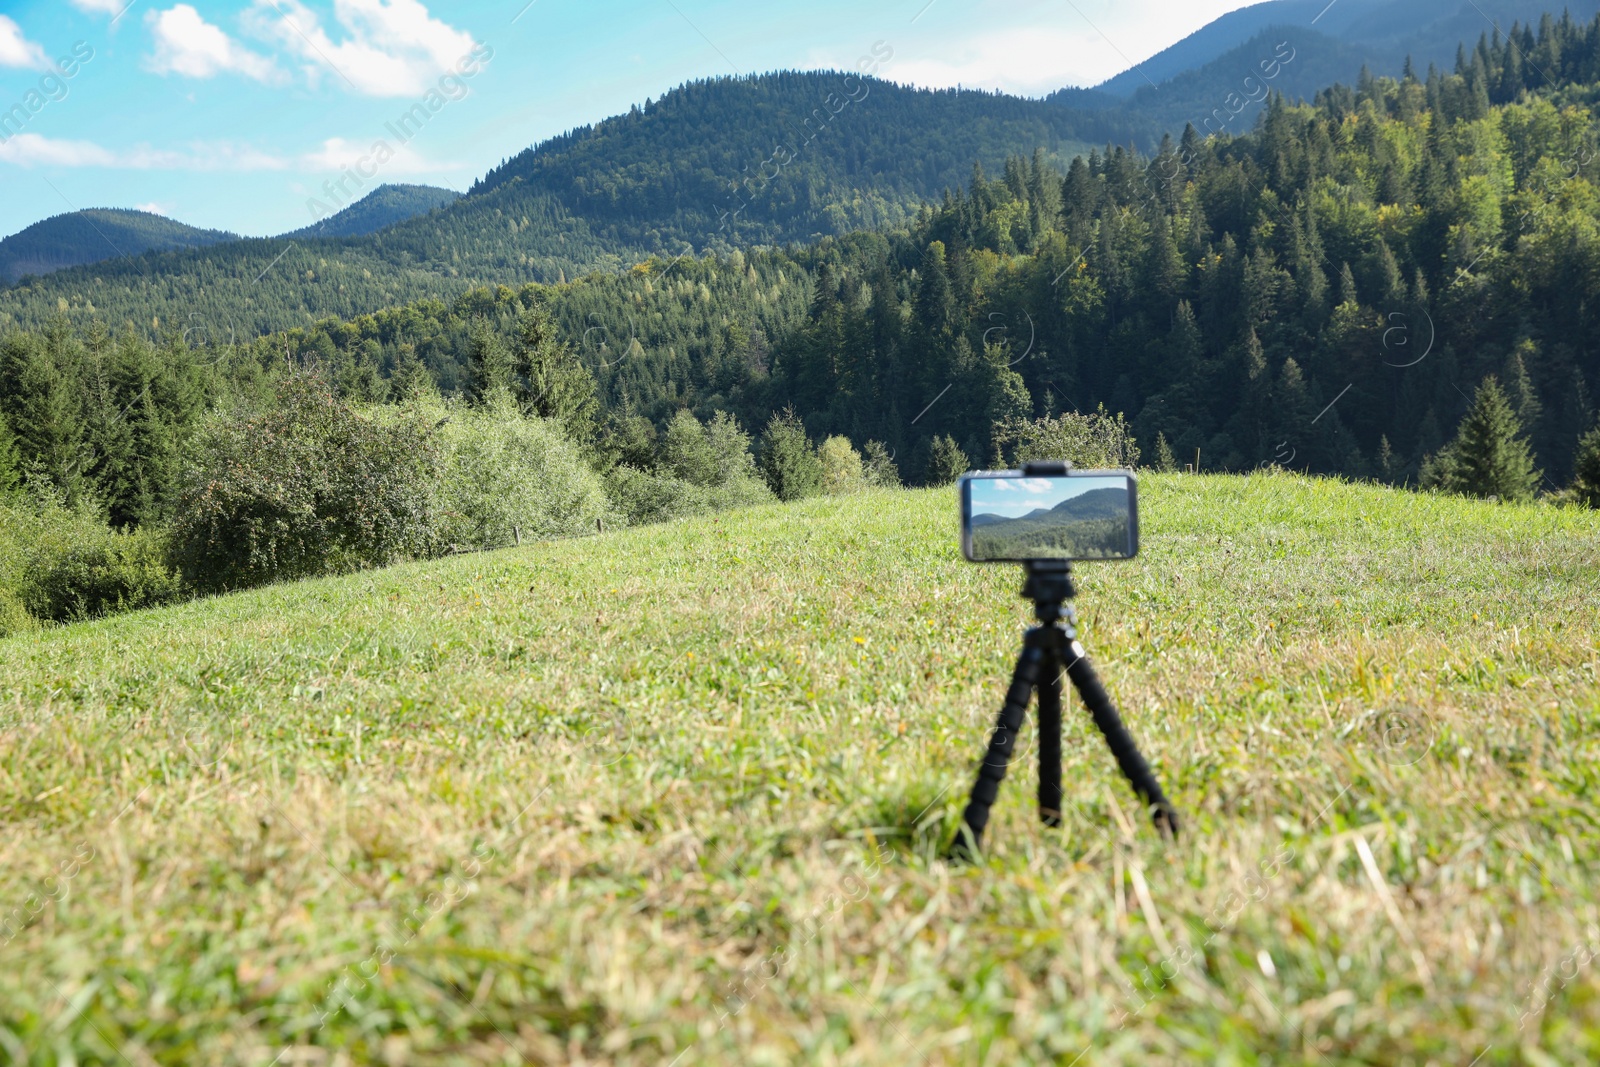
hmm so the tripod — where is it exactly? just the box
[954,560,1179,855]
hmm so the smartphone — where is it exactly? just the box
[960,469,1139,562]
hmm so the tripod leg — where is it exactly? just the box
[953,638,1045,857]
[1062,640,1180,838]
[1037,648,1063,828]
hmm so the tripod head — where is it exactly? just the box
[1021,560,1076,625]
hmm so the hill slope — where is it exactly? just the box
[0,208,236,285]
[2,474,1597,1061]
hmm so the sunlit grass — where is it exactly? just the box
[1,471,1598,1064]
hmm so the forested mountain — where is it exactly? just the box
[284,184,462,239]
[1083,0,1600,99]
[185,16,1600,491]
[0,72,1147,339]
[6,10,1600,515]
[0,209,236,286]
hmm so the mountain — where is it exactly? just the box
[0,71,1153,337]
[1082,0,1600,102]
[283,183,461,239]
[0,209,236,286]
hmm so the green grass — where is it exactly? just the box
[2,472,1599,1065]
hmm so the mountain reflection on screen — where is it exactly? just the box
[968,475,1133,560]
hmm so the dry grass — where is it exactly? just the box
[1,471,1598,1065]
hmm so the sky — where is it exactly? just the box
[0,0,1264,239]
[968,475,1129,519]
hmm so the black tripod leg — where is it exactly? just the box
[953,638,1045,857]
[1037,649,1063,828]
[1062,641,1180,838]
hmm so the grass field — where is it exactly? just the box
[2,472,1599,1065]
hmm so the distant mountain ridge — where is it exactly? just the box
[0,72,1154,336]
[1080,0,1600,103]
[7,3,1600,334]
[285,184,461,239]
[0,209,236,286]
[0,184,463,288]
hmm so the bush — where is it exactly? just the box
[0,588,34,638]
[0,493,179,626]
[435,396,608,551]
[818,435,865,494]
[24,523,180,623]
[170,374,441,593]
[992,407,1142,469]
[606,410,773,525]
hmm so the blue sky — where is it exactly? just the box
[0,0,1261,239]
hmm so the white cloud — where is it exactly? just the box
[0,133,289,170]
[248,0,477,97]
[69,0,128,13]
[866,27,1115,97]
[0,16,48,69]
[147,5,281,82]
[301,135,458,175]
[135,202,170,215]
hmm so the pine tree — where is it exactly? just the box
[0,410,20,495]
[466,316,514,403]
[914,241,955,340]
[1152,432,1177,473]
[861,440,900,487]
[926,434,969,484]
[1501,343,1543,452]
[759,407,822,501]
[390,343,436,401]
[5,334,90,502]
[1422,376,1542,500]
[512,302,600,448]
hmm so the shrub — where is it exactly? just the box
[759,408,823,501]
[0,493,179,626]
[434,396,608,551]
[0,588,34,638]
[23,523,180,622]
[170,374,441,593]
[703,412,767,490]
[992,407,1142,469]
[606,467,712,526]
[607,410,772,525]
[818,435,865,494]
[662,409,719,486]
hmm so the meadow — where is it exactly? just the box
[1,471,1598,1065]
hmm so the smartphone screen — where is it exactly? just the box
[960,470,1139,562]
